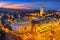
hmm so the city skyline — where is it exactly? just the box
[0,0,60,10]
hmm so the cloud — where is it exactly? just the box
[0,2,36,9]
[0,2,8,6]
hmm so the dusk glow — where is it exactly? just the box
[0,0,60,10]
[0,2,35,9]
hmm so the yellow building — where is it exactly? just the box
[40,7,45,18]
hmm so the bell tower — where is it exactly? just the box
[40,7,45,17]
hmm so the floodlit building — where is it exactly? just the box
[40,7,45,17]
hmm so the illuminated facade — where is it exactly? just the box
[40,7,45,17]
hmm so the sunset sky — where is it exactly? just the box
[0,0,60,10]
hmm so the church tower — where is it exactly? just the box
[40,7,45,17]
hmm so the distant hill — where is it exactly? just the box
[0,8,40,13]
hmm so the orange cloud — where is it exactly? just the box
[0,2,34,9]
